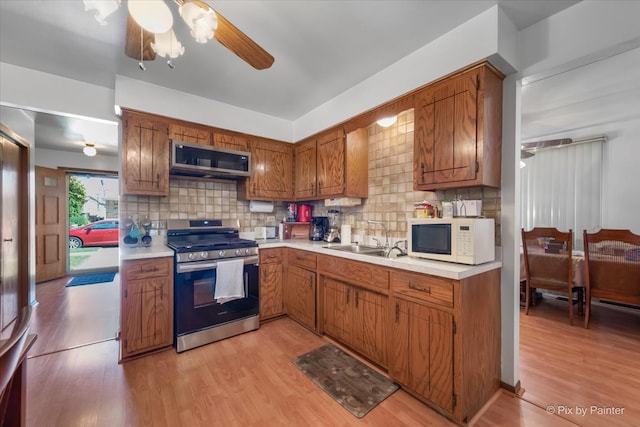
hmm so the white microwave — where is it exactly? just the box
[407,218,495,265]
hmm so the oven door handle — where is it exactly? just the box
[176,255,260,274]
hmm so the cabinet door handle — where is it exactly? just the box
[355,291,359,308]
[395,302,399,323]
[3,238,13,242]
[408,282,431,294]
[346,288,350,305]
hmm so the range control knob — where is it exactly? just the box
[187,253,196,260]
[218,250,226,258]
[200,252,209,259]
[245,248,251,255]
[235,249,242,256]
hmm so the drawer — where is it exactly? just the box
[260,248,284,264]
[122,257,172,281]
[391,270,454,308]
[287,249,317,270]
[318,255,389,291]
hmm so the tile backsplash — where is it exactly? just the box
[119,109,501,246]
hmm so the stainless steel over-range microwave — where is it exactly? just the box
[170,140,251,179]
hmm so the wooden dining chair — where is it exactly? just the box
[521,227,584,326]
[583,229,640,328]
[0,305,33,426]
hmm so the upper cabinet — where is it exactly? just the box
[239,138,294,200]
[293,137,317,200]
[413,63,503,191]
[294,127,368,201]
[121,110,170,196]
[212,131,249,152]
[169,121,211,145]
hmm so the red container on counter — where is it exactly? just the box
[298,204,312,223]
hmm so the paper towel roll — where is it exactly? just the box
[340,224,351,244]
[249,201,274,213]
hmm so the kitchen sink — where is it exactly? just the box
[323,244,388,257]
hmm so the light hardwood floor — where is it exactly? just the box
[25,278,638,426]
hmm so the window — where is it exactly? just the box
[521,141,603,250]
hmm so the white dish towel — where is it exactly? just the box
[214,258,245,304]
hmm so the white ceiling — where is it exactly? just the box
[0,0,580,156]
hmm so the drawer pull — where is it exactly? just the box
[140,266,159,273]
[408,282,431,294]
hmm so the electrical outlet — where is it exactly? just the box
[347,215,355,226]
[266,215,276,223]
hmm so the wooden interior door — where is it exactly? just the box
[1,136,20,330]
[35,166,67,283]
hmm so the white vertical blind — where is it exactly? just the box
[521,141,603,251]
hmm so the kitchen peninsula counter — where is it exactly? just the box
[255,239,501,280]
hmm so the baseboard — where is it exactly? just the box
[500,380,523,396]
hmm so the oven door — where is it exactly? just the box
[174,256,259,337]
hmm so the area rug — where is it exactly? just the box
[292,343,399,418]
[66,272,116,287]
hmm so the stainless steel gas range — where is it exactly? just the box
[166,219,259,353]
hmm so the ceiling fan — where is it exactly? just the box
[83,0,274,70]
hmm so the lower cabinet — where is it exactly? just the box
[389,297,454,412]
[259,248,284,320]
[388,268,501,423]
[120,257,173,360]
[284,263,316,330]
[323,277,388,367]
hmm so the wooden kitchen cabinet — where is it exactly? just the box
[323,277,388,367]
[389,297,454,412]
[319,254,389,367]
[239,138,293,200]
[120,257,174,360]
[388,268,501,424]
[284,250,317,330]
[212,131,249,152]
[315,127,368,199]
[413,62,503,191]
[121,110,170,196]
[293,137,317,200]
[259,248,284,320]
[169,121,211,145]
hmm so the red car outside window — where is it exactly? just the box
[69,219,119,248]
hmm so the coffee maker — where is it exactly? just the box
[309,216,328,241]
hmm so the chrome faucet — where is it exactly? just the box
[367,220,390,254]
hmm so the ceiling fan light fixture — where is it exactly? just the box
[179,1,218,44]
[152,28,185,59]
[83,0,121,25]
[128,0,173,34]
[83,143,97,157]
[376,116,397,127]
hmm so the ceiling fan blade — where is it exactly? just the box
[125,13,156,61]
[521,150,535,159]
[213,10,274,70]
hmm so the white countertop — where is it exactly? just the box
[256,239,502,280]
[119,240,174,261]
[119,237,501,279]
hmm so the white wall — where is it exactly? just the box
[0,63,115,123]
[602,117,640,233]
[34,147,119,171]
